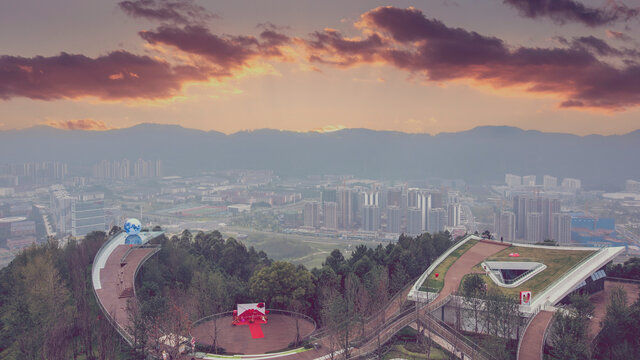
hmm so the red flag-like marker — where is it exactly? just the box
[435,273,439,278]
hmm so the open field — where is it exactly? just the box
[462,245,597,297]
[420,239,478,292]
[223,227,385,269]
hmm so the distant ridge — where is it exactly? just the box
[1,124,638,188]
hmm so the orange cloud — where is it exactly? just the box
[305,6,640,111]
[44,118,114,131]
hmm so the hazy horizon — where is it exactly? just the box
[4,122,640,138]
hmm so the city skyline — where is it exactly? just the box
[1,0,640,135]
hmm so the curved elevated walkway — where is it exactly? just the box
[517,310,553,360]
[91,231,163,343]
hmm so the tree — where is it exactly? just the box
[461,274,486,334]
[462,274,485,297]
[481,290,521,359]
[324,249,346,276]
[548,293,595,360]
[320,286,343,360]
[371,267,389,359]
[536,239,558,246]
[126,298,149,359]
[108,225,121,236]
[97,312,118,360]
[607,257,640,280]
[321,284,357,359]
[593,286,640,359]
[569,293,594,319]
[549,311,589,360]
[249,261,315,309]
[290,299,305,347]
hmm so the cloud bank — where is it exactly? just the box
[0,51,206,100]
[118,0,216,24]
[305,6,640,110]
[503,0,639,27]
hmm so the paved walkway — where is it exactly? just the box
[95,244,158,339]
[433,240,510,304]
[518,310,553,360]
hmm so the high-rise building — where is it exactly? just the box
[561,178,581,192]
[428,208,447,234]
[522,175,536,186]
[155,160,163,177]
[322,201,337,230]
[303,201,320,228]
[362,205,380,232]
[505,174,522,187]
[19,161,68,184]
[386,206,401,234]
[92,158,161,179]
[447,204,461,227]
[494,210,516,242]
[386,189,402,208]
[407,207,422,236]
[543,175,557,190]
[338,189,353,229]
[429,191,443,209]
[50,186,73,235]
[499,211,516,242]
[513,195,529,239]
[72,193,105,237]
[322,189,337,203]
[552,213,572,244]
[526,212,543,243]
[408,189,431,231]
[541,198,561,240]
[363,192,379,207]
[447,191,460,205]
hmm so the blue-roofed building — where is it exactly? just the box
[570,216,625,247]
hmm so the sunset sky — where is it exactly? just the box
[1,0,639,135]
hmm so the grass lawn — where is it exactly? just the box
[419,239,478,292]
[463,245,597,298]
[383,344,448,360]
[384,326,451,359]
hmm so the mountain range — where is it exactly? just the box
[1,124,639,189]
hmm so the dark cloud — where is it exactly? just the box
[306,30,384,66]
[44,119,114,130]
[118,0,216,24]
[306,6,640,110]
[0,51,206,100]
[503,0,639,27]
[139,25,290,68]
[0,18,291,102]
[563,35,640,58]
[571,35,623,56]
